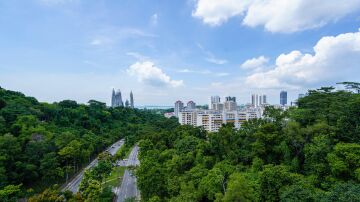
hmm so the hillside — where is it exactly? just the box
[1,86,360,201]
[0,87,178,201]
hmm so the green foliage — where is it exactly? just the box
[322,182,360,201]
[0,184,22,202]
[0,87,177,198]
[3,85,360,201]
[327,143,360,180]
[135,85,360,202]
[28,186,64,202]
[222,173,257,202]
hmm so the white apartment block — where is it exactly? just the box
[179,108,263,132]
[179,111,198,126]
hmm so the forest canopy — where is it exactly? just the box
[1,85,360,201]
[136,86,360,202]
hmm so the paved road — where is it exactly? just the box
[116,145,140,202]
[62,139,124,193]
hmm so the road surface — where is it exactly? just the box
[62,139,124,193]
[116,145,140,202]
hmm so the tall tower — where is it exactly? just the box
[187,101,196,110]
[262,95,267,104]
[175,100,184,117]
[111,89,115,107]
[125,99,130,107]
[210,96,220,110]
[130,91,134,108]
[280,91,287,106]
[224,96,237,111]
[115,89,124,107]
[252,94,259,107]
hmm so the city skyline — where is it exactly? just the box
[1,1,360,105]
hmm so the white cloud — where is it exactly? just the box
[177,68,227,76]
[241,56,269,70]
[89,27,157,47]
[216,72,229,77]
[178,68,193,73]
[192,0,249,26]
[90,37,113,46]
[245,29,360,88]
[192,0,360,33]
[127,61,184,88]
[150,13,158,26]
[206,57,228,65]
[126,52,148,60]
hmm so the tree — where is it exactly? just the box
[259,165,294,202]
[324,182,360,201]
[0,98,6,110]
[0,184,22,202]
[81,179,101,201]
[327,143,360,180]
[222,173,256,202]
[40,152,63,182]
[337,81,360,94]
[28,186,64,202]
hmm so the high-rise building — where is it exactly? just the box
[210,96,221,109]
[262,95,267,104]
[280,91,287,106]
[125,99,130,107]
[130,91,134,108]
[111,89,116,107]
[252,94,267,107]
[111,89,124,107]
[224,96,237,111]
[174,100,184,117]
[187,101,196,109]
[179,111,197,126]
[213,103,224,111]
[251,94,257,106]
[225,96,236,102]
[179,109,262,132]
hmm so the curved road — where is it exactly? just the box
[62,139,124,193]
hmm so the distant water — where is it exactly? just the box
[136,106,173,110]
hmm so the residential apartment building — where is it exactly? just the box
[179,108,262,132]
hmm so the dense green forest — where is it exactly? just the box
[0,87,177,201]
[1,85,360,201]
[136,87,360,202]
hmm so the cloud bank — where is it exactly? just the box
[127,61,184,88]
[245,29,360,88]
[193,0,360,33]
[241,56,269,71]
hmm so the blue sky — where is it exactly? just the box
[1,0,360,106]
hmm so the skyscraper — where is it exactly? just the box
[262,95,267,104]
[225,96,237,111]
[252,94,257,106]
[174,100,184,117]
[225,96,236,102]
[187,101,196,109]
[130,91,134,108]
[210,96,220,109]
[125,99,130,107]
[280,91,287,106]
[252,94,266,107]
[111,89,124,107]
[111,89,116,107]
